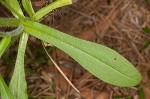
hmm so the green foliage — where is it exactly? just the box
[32,0,72,21]
[0,24,24,37]
[143,28,150,34]
[0,75,14,99]
[143,39,150,49]
[0,0,28,99]
[22,0,35,17]
[5,0,24,18]
[9,33,28,99]
[0,37,11,58]
[143,28,150,49]
[138,87,145,99]
[23,20,141,87]
[0,0,24,18]
[0,18,20,27]
[0,0,142,98]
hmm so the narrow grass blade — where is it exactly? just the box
[23,20,142,87]
[9,33,28,99]
[32,0,72,21]
[0,24,24,37]
[22,0,35,17]
[0,75,14,99]
[0,37,11,58]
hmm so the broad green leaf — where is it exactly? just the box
[0,75,14,99]
[32,0,72,21]
[0,37,11,58]
[0,24,24,37]
[23,20,142,87]
[22,0,35,17]
[9,33,28,99]
[143,28,150,34]
[0,18,28,27]
[5,0,24,18]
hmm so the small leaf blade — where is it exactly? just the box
[9,33,28,99]
[5,0,24,18]
[0,75,14,99]
[0,18,28,27]
[22,0,35,17]
[0,37,11,58]
[23,21,142,87]
[32,0,72,21]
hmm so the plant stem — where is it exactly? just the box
[32,0,72,21]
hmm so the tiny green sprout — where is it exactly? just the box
[0,0,141,99]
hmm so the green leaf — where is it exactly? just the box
[0,18,20,27]
[4,0,24,18]
[0,24,24,37]
[0,75,14,99]
[32,0,72,21]
[9,33,28,99]
[0,18,28,27]
[22,0,35,17]
[0,1,24,18]
[143,39,150,49]
[138,88,145,99]
[143,28,150,34]
[0,37,11,58]
[23,20,142,87]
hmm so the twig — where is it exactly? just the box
[42,42,80,93]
